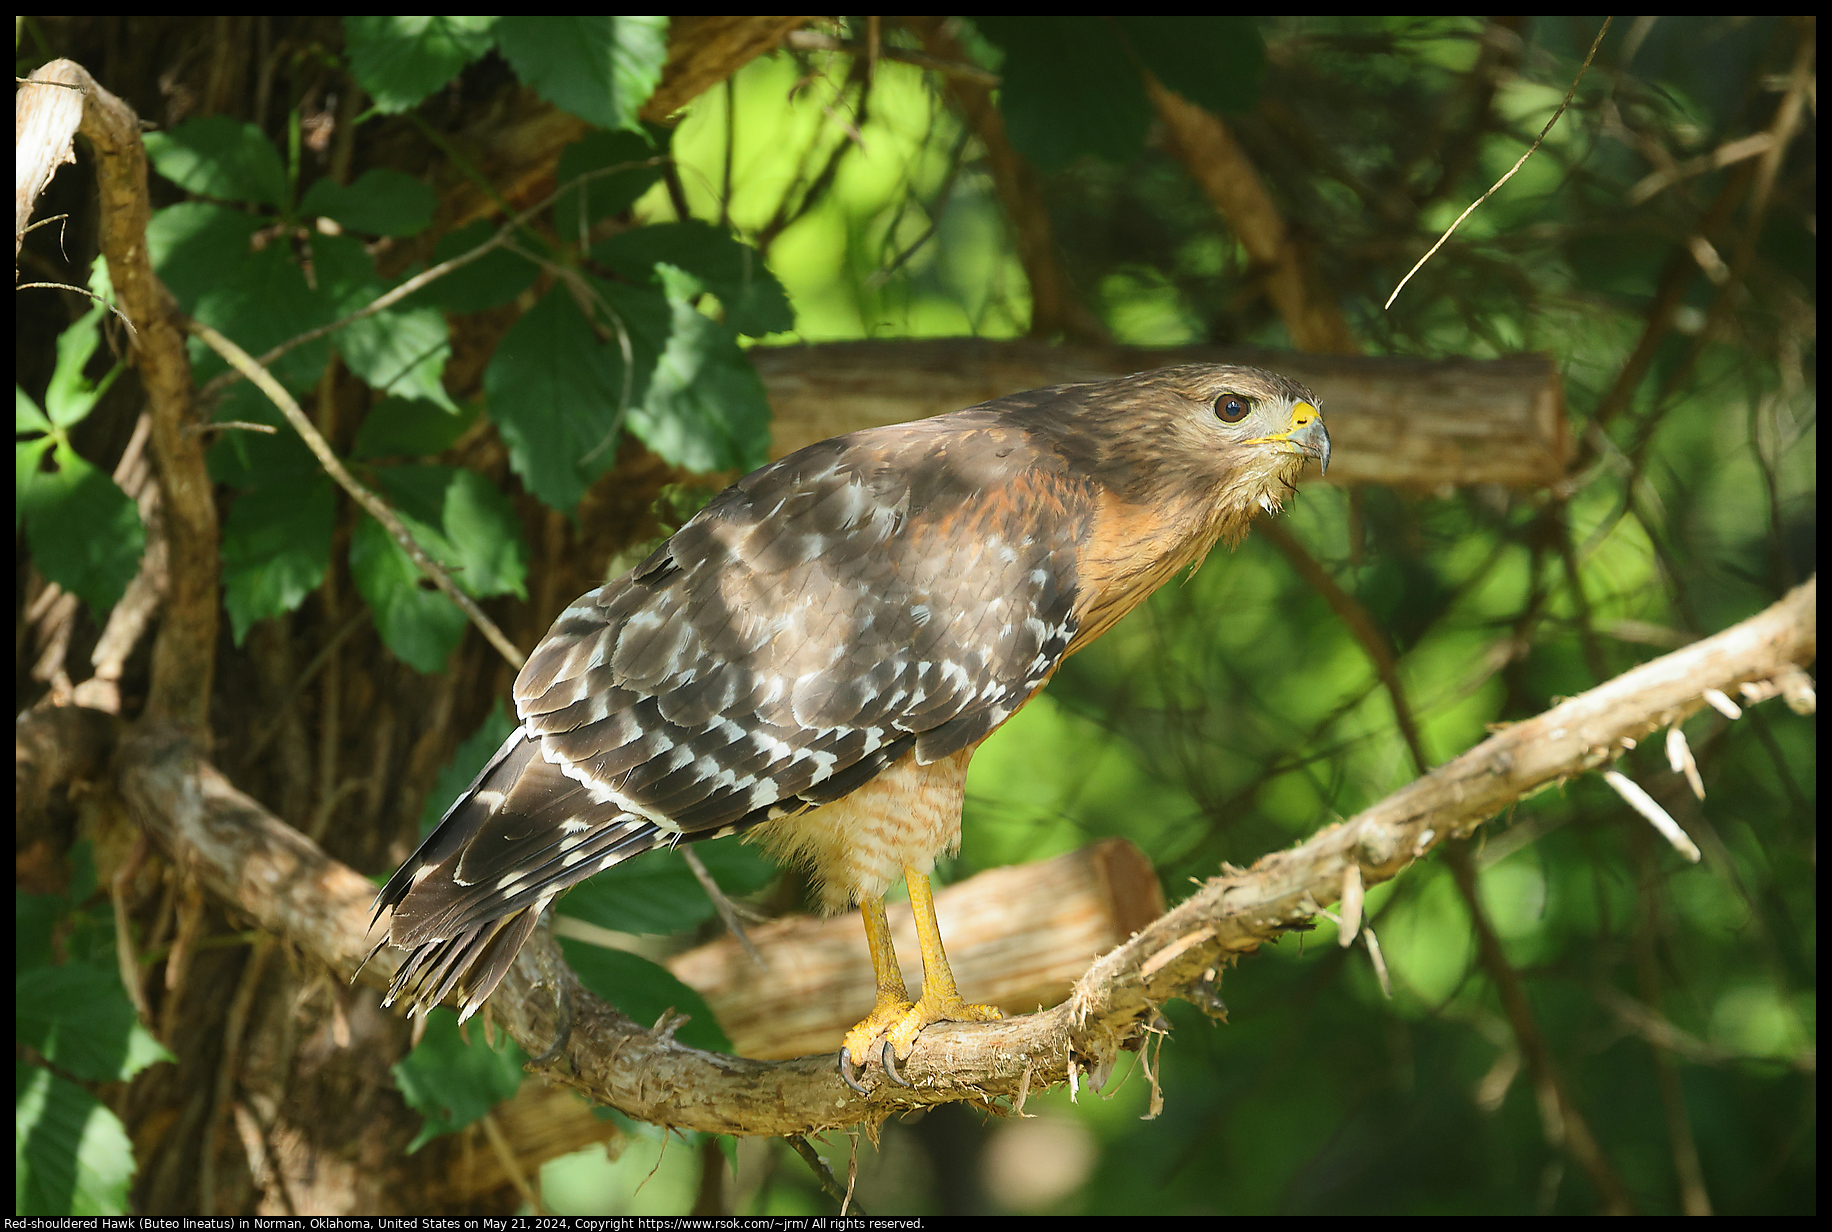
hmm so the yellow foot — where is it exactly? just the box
[837,993,1003,1092]
[885,991,1003,1063]
[839,995,916,1094]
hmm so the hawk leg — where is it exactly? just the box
[838,866,1002,1092]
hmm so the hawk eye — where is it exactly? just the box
[1214,394,1251,424]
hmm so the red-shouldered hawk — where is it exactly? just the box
[369,364,1329,1090]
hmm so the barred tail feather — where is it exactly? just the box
[368,726,673,1019]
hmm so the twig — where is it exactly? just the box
[680,847,767,969]
[1385,17,1613,309]
[479,1110,543,1214]
[783,1135,866,1215]
[1445,842,1634,1212]
[195,159,667,404]
[184,319,526,671]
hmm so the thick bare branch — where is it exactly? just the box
[110,577,1814,1138]
[752,338,1568,491]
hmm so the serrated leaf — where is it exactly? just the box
[496,15,667,132]
[601,281,772,474]
[559,849,722,936]
[558,842,775,937]
[410,220,539,314]
[299,168,437,237]
[374,464,528,600]
[41,301,122,429]
[15,1063,137,1216]
[185,243,334,395]
[205,401,320,490]
[143,116,289,208]
[344,16,499,115]
[18,386,53,434]
[555,129,665,240]
[145,202,263,315]
[352,396,478,459]
[16,965,175,1083]
[485,288,628,513]
[348,514,468,674]
[314,233,457,412]
[19,443,145,616]
[393,1009,527,1152]
[220,472,335,644]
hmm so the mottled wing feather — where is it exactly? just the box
[516,410,1090,836]
[377,399,1098,1017]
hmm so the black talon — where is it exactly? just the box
[880,1038,911,1087]
[839,1046,869,1095]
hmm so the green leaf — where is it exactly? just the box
[485,288,628,513]
[392,1009,527,1151]
[344,302,458,412]
[16,964,175,1084]
[975,17,1153,170]
[348,513,469,674]
[17,892,62,971]
[299,168,437,237]
[410,220,539,314]
[185,243,335,396]
[16,435,52,531]
[220,472,335,644]
[555,129,666,240]
[19,443,145,616]
[343,15,499,115]
[144,202,262,315]
[15,1062,137,1216]
[352,396,479,459]
[373,464,529,600]
[418,706,519,839]
[314,233,458,412]
[496,15,668,132]
[559,850,714,936]
[40,301,122,429]
[143,115,289,209]
[17,386,53,435]
[205,402,320,491]
[593,220,794,337]
[557,941,733,1055]
[601,281,773,474]
[558,841,775,937]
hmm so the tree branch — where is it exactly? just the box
[751,338,1568,491]
[19,59,218,730]
[107,577,1814,1138]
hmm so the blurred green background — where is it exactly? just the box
[14,14,1812,1217]
[536,16,1815,1215]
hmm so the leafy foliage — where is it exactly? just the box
[16,278,142,618]
[130,19,784,671]
[15,848,175,1215]
[14,12,1813,1219]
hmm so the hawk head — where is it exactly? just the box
[1041,363,1330,544]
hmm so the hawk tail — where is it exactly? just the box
[364,726,672,1020]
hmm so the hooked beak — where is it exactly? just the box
[1246,401,1331,477]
